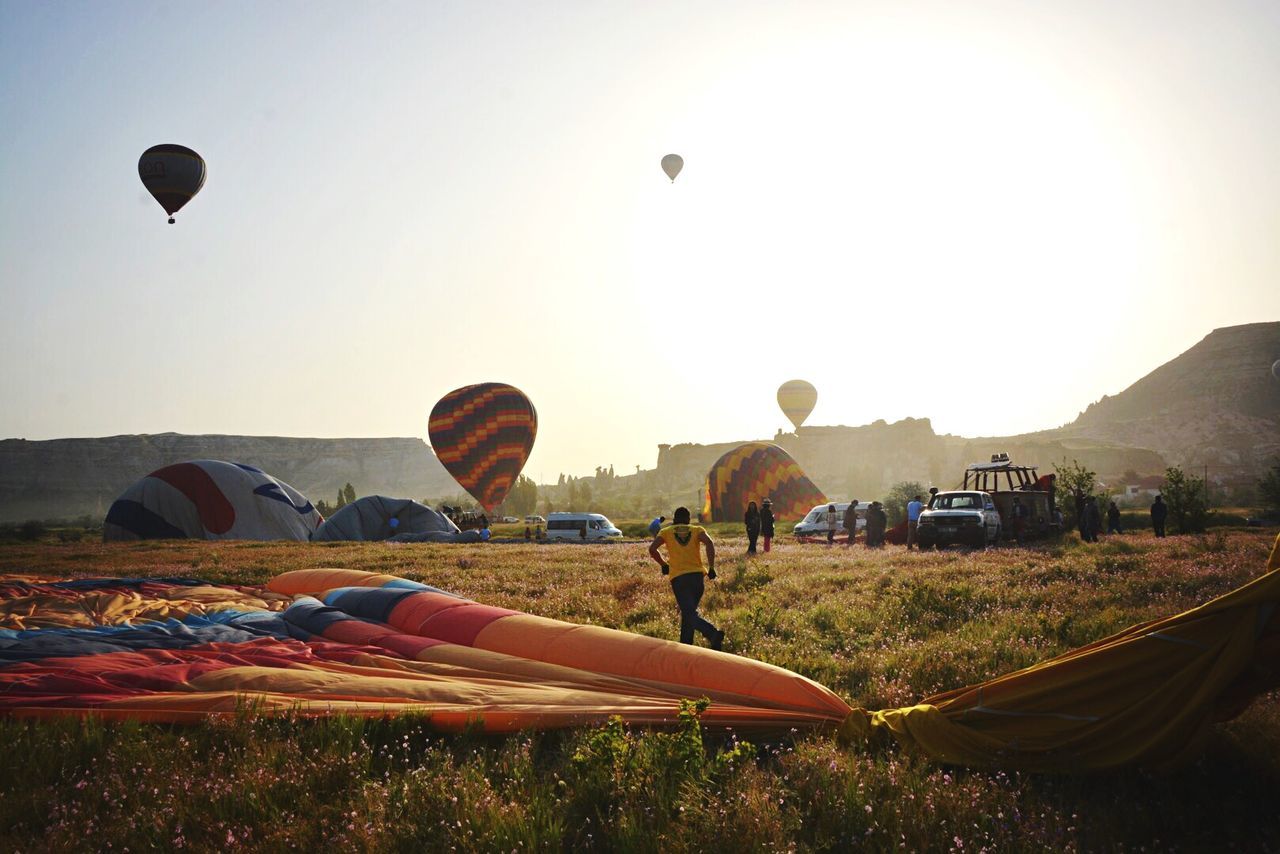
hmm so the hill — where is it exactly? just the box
[634,322,1278,501]
[1042,321,1280,476]
[0,434,457,523]
[639,419,1164,503]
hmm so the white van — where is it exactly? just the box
[545,512,623,541]
[793,502,867,537]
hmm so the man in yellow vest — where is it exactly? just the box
[648,506,725,649]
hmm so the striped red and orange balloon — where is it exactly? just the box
[428,383,537,513]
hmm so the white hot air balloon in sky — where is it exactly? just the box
[661,153,683,182]
[777,380,818,431]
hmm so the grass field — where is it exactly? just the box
[1,529,1277,851]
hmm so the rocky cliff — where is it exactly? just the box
[1050,322,1280,474]
[0,434,458,522]
[642,323,1277,498]
[650,418,1163,500]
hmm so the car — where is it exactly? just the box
[501,516,519,524]
[916,490,1002,548]
[544,512,623,541]
[793,502,867,537]
[524,515,546,524]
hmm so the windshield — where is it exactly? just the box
[933,493,984,510]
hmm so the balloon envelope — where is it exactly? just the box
[777,380,818,430]
[661,153,683,182]
[103,460,320,541]
[702,442,826,523]
[428,383,537,513]
[138,144,206,220]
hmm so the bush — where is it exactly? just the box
[17,520,45,542]
[1163,467,1209,535]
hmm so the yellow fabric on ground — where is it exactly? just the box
[841,566,1280,771]
[0,585,289,630]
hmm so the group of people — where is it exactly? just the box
[819,499,889,547]
[1075,494,1168,541]
[742,500,776,553]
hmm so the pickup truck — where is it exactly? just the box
[916,491,1002,548]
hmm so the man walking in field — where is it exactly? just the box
[648,506,725,649]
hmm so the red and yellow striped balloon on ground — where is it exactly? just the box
[428,383,537,513]
[702,442,826,522]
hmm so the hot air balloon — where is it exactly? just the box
[777,380,817,431]
[138,144,206,224]
[103,460,321,541]
[702,442,826,523]
[661,153,683,182]
[428,383,537,513]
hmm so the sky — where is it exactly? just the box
[2,0,1278,481]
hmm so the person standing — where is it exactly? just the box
[760,499,775,552]
[826,503,840,546]
[1011,495,1029,545]
[906,494,923,550]
[744,501,761,554]
[648,506,724,649]
[866,501,887,547]
[1151,495,1168,538]
[1083,496,1101,543]
[842,500,858,546]
[1107,501,1122,535]
[648,515,666,537]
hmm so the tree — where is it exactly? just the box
[1163,466,1208,534]
[578,481,593,510]
[505,475,538,518]
[1054,458,1097,530]
[1259,459,1280,517]
[884,481,927,527]
[342,483,356,505]
[335,490,347,510]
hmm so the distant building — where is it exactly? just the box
[1119,475,1165,505]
